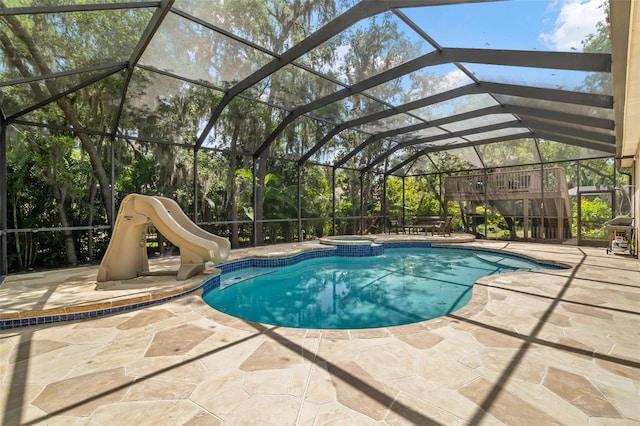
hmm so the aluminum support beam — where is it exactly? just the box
[385,129,616,176]
[384,132,533,175]
[7,66,127,123]
[300,81,612,166]
[335,103,613,169]
[195,0,501,150]
[522,119,615,145]
[362,120,525,172]
[111,0,174,138]
[370,119,613,175]
[0,62,128,88]
[195,2,379,150]
[0,2,159,16]
[254,48,610,159]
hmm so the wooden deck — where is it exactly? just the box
[444,168,572,241]
[444,168,570,201]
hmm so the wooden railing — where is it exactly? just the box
[444,168,568,198]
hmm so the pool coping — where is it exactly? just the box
[0,236,569,330]
[0,243,336,329]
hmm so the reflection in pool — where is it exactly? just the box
[203,247,557,329]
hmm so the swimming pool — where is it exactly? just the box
[203,246,558,329]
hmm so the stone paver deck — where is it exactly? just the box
[1,236,639,425]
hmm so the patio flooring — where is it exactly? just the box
[1,236,639,425]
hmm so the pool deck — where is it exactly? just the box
[1,235,639,425]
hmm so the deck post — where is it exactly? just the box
[557,196,564,240]
[523,194,529,239]
[540,164,545,239]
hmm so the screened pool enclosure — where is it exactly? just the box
[1,0,637,276]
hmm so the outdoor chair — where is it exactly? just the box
[407,216,440,235]
[387,217,401,233]
[433,217,452,236]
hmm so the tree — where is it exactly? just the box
[301,164,332,238]
[1,3,151,267]
[573,196,611,238]
[581,1,611,94]
[0,5,149,224]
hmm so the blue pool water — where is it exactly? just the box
[203,247,551,329]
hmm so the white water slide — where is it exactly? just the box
[97,194,230,281]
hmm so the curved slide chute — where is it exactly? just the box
[97,194,231,281]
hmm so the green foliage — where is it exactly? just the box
[578,158,614,187]
[385,176,404,219]
[301,166,331,217]
[6,126,108,269]
[263,173,297,219]
[0,0,619,269]
[475,205,507,232]
[405,176,440,217]
[116,155,157,195]
[573,197,612,238]
[234,168,254,219]
[479,140,538,167]
[581,0,611,93]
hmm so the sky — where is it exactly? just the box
[401,0,608,53]
[538,0,609,51]
[393,0,610,93]
[301,0,611,111]
[317,0,609,91]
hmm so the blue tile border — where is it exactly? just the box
[215,242,386,277]
[0,282,206,331]
[1,241,566,330]
[217,248,337,274]
[383,241,433,249]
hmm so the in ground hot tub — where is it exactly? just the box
[319,235,377,245]
[319,235,382,256]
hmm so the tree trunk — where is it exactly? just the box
[55,198,79,266]
[254,156,267,245]
[56,101,113,224]
[24,134,79,266]
[11,198,24,271]
[225,122,241,248]
[87,176,97,260]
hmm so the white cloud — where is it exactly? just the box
[439,69,472,91]
[539,0,607,51]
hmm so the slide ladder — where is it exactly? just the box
[97,194,230,281]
